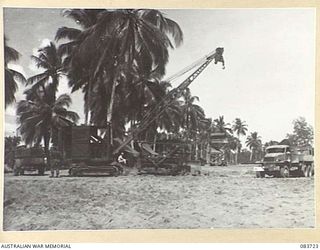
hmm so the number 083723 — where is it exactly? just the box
[300,244,319,248]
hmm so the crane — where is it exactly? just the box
[113,47,225,155]
[66,47,225,176]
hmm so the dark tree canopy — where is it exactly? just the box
[286,117,313,146]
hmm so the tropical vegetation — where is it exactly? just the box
[5,8,314,167]
[4,37,26,107]
[232,118,248,164]
[245,132,262,162]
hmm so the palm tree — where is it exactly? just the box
[180,88,205,160]
[5,136,21,167]
[26,42,62,104]
[4,37,26,107]
[57,9,183,142]
[232,118,248,164]
[181,88,205,138]
[246,132,262,162]
[17,92,79,164]
[197,118,213,163]
[130,80,183,149]
[214,116,232,134]
[219,134,240,164]
[232,118,248,139]
[55,9,104,124]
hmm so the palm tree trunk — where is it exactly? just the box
[250,149,253,162]
[195,140,198,161]
[86,79,93,125]
[206,141,210,164]
[106,79,117,160]
[235,146,238,165]
[84,92,89,125]
[153,133,157,151]
[235,134,240,165]
[43,131,51,168]
[84,111,88,125]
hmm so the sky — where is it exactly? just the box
[3,8,316,145]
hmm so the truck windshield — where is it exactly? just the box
[266,148,285,153]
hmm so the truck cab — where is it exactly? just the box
[263,145,291,163]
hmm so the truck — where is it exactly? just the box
[254,144,314,178]
[13,145,47,176]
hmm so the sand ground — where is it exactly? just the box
[3,164,315,231]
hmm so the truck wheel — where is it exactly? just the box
[256,171,265,178]
[38,165,45,175]
[301,164,309,177]
[280,166,290,178]
[69,168,77,176]
[310,164,314,177]
[306,164,312,177]
[113,169,119,177]
[13,167,20,176]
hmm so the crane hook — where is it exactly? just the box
[214,47,225,69]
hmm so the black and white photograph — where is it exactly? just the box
[3,7,315,231]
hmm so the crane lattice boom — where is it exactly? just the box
[113,47,225,155]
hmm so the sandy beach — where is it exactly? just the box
[3,164,314,231]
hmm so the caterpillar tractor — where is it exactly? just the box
[254,142,314,178]
[58,48,225,176]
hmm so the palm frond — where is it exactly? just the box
[163,18,183,47]
[8,68,26,84]
[55,109,80,123]
[54,94,72,108]
[4,42,20,63]
[57,41,79,57]
[5,69,18,106]
[55,27,82,41]
[27,72,48,86]
[31,55,50,69]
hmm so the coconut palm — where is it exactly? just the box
[225,135,240,164]
[4,37,26,107]
[57,9,183,138]
[17,91,79,163]
[181,88,205,138]
[245,132,262,162]
[232,118,248,164]
[197,118,214,162]
[26,42,62,104]
[144,81,183,147]
[214,116,232,134]
[56,9,105,124]
[232,118,248,138]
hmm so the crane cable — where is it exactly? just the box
[164,50,216,83]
